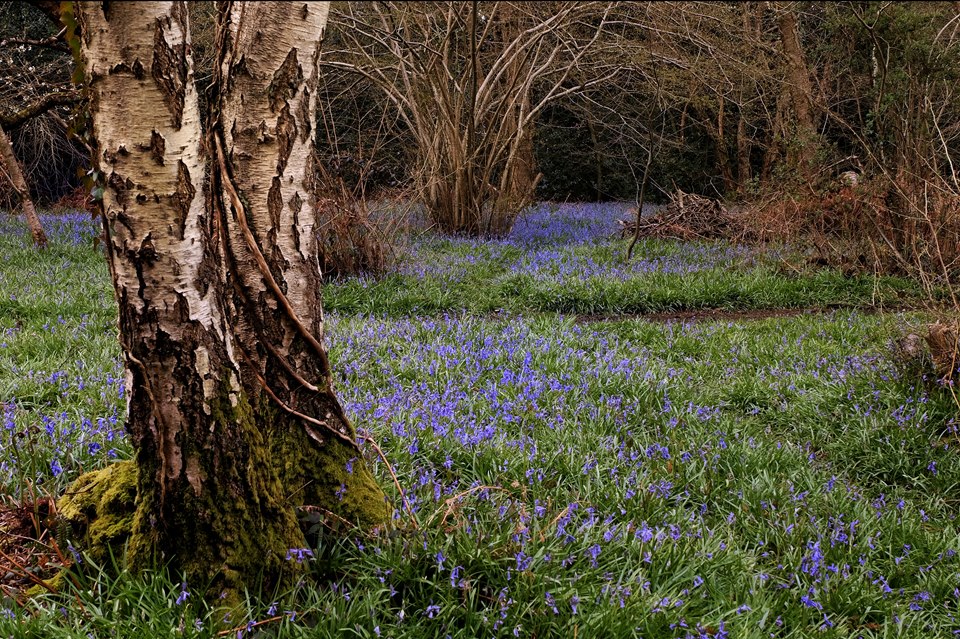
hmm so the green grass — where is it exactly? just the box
[324,237,922,316]
[0,212,957,638]
[0,217,127,497]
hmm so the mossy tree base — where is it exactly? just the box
[57,460,138,566]
[57,404,392,606]
[56,389,390,604]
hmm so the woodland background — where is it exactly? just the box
[2,1,959,284]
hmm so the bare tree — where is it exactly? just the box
[323,1,618,236]
[0,5,83,246]
[775,3,819,181]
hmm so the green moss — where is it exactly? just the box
[55,374,389,607]
[124,378,311,606]
[267,406,392,529]
[57,460,137,565]
[24,568,68,598]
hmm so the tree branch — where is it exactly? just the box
[0,27,69,53]
[0,90,82,130]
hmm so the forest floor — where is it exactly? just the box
[0,204,957,638]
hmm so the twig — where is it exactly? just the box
[297,504,357,533]
[0,27,68,52]
[426,484,509,528]
[540,505,572,542]
[0,90,81,130]
[626,145,653,262]
[777,255,803,275]
[358,434,418,529]
[47,538,85,593]
[0,546,57,594]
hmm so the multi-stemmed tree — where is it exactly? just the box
[323,1,619,236]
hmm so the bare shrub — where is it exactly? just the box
[50,184,95,214]
[324,2,619,237]
[891,330,937,384]
[735,196,808,244]
[316,196,387,280]
[314,172,412,280]
[925,321,960,382]
[890,321,960,390]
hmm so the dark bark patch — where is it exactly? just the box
[289,191,303,217]
[107,171,129,206]
[267,176,283,236]
[172,160,195,240]
[257,120,274,143]
[231,55,250,79]
[173,290,191,324]
[131,242,151,303]
[150,130,166,166]
[194,244,219,298]
[152,18,187,128]
[296,88,311,143]
[104,145,131,164]
[303,152,316,197]
[114,209,134,235]
[268,49,302,113]
[171,1,189,37]
[270,243,288,279]
[131,59,145,80]
[138,233,157,263]
[275,105,296,175]
[290,192,302,253]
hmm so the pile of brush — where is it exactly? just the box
[619,190,742,240]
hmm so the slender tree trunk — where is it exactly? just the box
[715,95,735,195]
[77,0,387,601]
[736,110,752,193]
[494,92,538,232]
[465,0,480,233]
[493,3,539,231]
[0,126,47,247]
[760,90,788,186]
[587,116,603,200]
[778,7,818,180]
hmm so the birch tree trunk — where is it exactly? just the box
[0,126,47,248]
[76,0,387,600]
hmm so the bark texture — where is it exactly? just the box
[75,0,387,600]
[0,126,47,247]
[778,7,818,179]
[211,0,387,532]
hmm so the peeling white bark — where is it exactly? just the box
[84,3,219,330]
[221,2,328,301]
[79,0,223,491]
[217,1,332,374]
